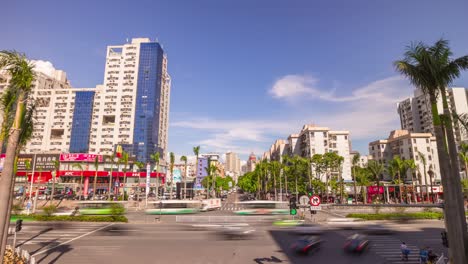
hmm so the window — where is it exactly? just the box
[413,139,416,143]
[427,147,430,152]
[426,139,429,143]
[428,155,432,161]
[344,135,348,140]
[414,147,418,152]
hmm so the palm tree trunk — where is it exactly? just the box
[273,171,277,201]
[440,92,468,259]
[0,95,24,259]
[431,94,468,263]
[123,172,127,200]
[423,170,429,203]
[353,167,357,204]
[108,165,113,201]
[79,171,83,200]
[93,170,98,200]
[51,171,56,201]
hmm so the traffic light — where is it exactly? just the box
[15,219,23,232]
[289,197,297,215]
[441,231,448,247]
[307,187,314,197]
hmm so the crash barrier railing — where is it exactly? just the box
[176,215,282,223]
[5,245,36,264]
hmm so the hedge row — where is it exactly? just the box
[11,215,128,222]
[346,212,443,220]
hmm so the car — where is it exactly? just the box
[343,234,370,254]
[362,224,392,235]
[290,236,323,255]
[293,224,324,235]
[217,226,255,240]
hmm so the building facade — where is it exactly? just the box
[88,38,171,162]
[398,87,468,146]
[368,130,441,184]
[246,153,257,172]
[225,152,241,175]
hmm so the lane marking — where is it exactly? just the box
[32,223,114,257]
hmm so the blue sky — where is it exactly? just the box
[2,0,468,161]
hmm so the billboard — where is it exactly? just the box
[14,154,60,171]
[60,153,103,162]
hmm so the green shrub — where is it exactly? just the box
[31,215,127,222]
[11,203,23,215]
[346,212,443,220]
[110,203,125,215]
[42,205,58,216]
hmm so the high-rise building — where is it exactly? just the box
[349,151,371,168]
[88,38,171,162]
[69,89,96,153]
[225,152,241,174]
[1,63,76,154]
[398,87,468,146]
[369,130,441,184]
[246,153,257,172]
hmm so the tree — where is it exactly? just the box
[204,164,219,197]
[237,172,257,193]
[106,154,116,201]
[390,156,405,203]
[180,155,188,199]
[351,153,360,204]
[169,152,175,199]
[72,163,84,200]
[404,159,417,203]
[150,152,160,200]
[193,145,200,181]
[395,39,468,262]
[367,160,385,203]
[0,87,16,152]
[458,143,468,179]
[0,50,36,259]
[417,151,430,202]
[92,156,99,200]
[355,166,372,204]
[121,151,129,200]
[268,161,281,201]
[134,161,144,202]
[51,159,60,201]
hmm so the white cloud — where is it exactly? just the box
[172,75,412,156]
[30,60,57,78]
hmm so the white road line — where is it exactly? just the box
[32,223,114,257]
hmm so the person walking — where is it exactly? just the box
[400,242,409,261]
[419,246,429,263]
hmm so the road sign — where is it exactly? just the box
[299,195,309,205]
[310,195,321,206]
[310,205,322,211]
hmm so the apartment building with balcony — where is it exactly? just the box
[264,124,352,180]
[368,130,440,184]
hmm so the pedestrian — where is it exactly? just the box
[419,246,429,263]
[400,242,409,261]
[26,200,32,215]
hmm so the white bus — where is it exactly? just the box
[145,200,203,215]
[234,201,289,215]
[201,198,221,211]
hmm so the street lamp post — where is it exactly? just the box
[28,153,37,213]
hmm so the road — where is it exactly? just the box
[6,197,449,263]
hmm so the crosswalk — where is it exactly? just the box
[7,223,108,249]
[219,203,242,211]
[368,235,421,264]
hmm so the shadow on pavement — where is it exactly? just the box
[16,227,53,247]
[36,244,73,264]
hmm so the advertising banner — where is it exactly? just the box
[60,153,103,162]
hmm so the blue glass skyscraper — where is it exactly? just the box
[70,91,95,153]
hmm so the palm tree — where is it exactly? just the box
[269,161,281,201]
[169,152,175,199]
[404,159,417,203]
[134,161,144,202]
[205,164,219,198]
[390,156,405,203]
[121,151,129,200]
[395,39,468,262]
[51,159,60,201]
[180,156,188,199]
[336,155,345,204]
[72,163,84,200]
[417,151,430,202]
[0,51,36,257]
[106,154,116,201]
[0,87,17,152]
[458,143,468,179]
[193,145,200,177]
[351,154,360,204]
[92,156,99,200]
[386,164,398,202]
[150,152,160,199]
[367,160,385,203]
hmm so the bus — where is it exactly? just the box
[145,200,203,215]
[233,201,289,215]
[77,201,126,215]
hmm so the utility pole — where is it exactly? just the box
[29,154,37,213]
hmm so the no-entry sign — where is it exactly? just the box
[310,195,321,206]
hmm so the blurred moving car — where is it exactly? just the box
[343,234,370,254]
[290,236,323,255]
[217,225,255,240]
[293,223,324,235]
[362,224,392,235]
[326,218,365,230]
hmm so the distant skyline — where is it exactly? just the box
[2,0,468,160]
